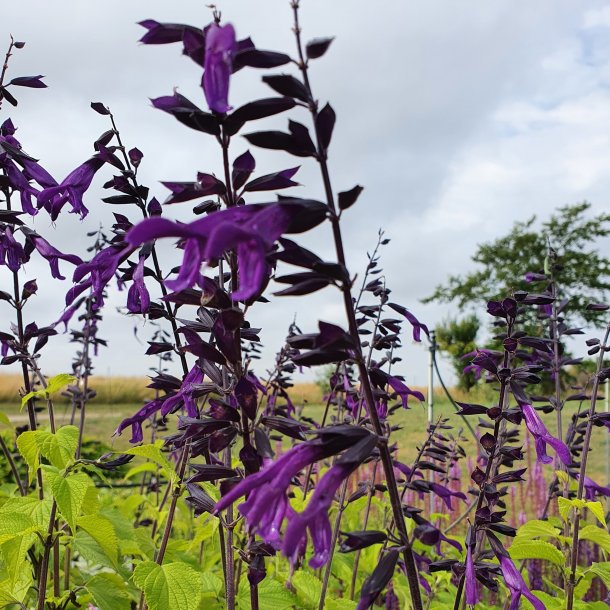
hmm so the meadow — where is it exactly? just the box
[1,374,606,481]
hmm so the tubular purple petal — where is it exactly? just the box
[464,547,478,606]
[497,554,545,610]
[522,404,571,465]
[202,23,237,113]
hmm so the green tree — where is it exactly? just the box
[424,202,610,331]
[435,315,480,390]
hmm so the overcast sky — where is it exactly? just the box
[1,0,610,388]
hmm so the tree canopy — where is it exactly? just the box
[424,202,610,328]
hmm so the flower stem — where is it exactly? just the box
[290,4,423,607]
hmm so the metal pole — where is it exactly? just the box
[428,331,436,427]
[428,331,436,514]
[604,379,610,485]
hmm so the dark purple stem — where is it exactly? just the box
[290,3,423,608]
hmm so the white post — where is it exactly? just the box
[428,331,436,514]
[604,379,610,485]
[428,331,435,428]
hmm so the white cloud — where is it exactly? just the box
[0,0,609,389]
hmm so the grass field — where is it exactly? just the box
[1,376,607,480]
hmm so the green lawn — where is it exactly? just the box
[2,398,608,481]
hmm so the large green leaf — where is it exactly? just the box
[122,443,176,483]
[87,573,132,610]
[508,539,564,565]
[292,571,323,610]
[46,470,92,530]
[586,562,610,587]
[0,569,33,607]
[38,425,79,469]
[0,513,39,544]
[237,578,296,610]
[16,425,79,475]
[579,525,610,553]
[0,496,52,529]
[1,532,37,591]
[77,513,119,568]
[16,430,41,476]
[586,501,607,527]
[132,561,202,610]
[515,520,560,540]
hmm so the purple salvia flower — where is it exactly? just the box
[2,159,42,215]
[115,366,203,443]
[165,238,205,293]
[214,427,374,551]
[126,256,150,313]
[160,365,203,419]
[127,205,293,301]
[387,302,429,342]
[496,554,545,610]
[202,23,237,114]
[524,271,546,283]
[215,442,329,545]
[31,236,82,280]
[283,434,377,567]
[0,227,25,272]
[578,475,610,501]
[37,157,104,220]
[54,303,80,331]
[464,547,478,606]
[114,398,165,444]
[429,482,466,510]
[521,404,571,465]
[283,462,351,567]
[67,244,131,310]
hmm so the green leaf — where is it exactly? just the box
[132,561,202,610]
[38,425,78,469]
[16,430,41,475]
[16,425,79,476]
[0,512,40,544]
[326,600,358,610]
[122,443,176,483]
[87,573,132,610]
[201,572,223,597]
[558,496,573,522]
[78,513,119,568]
[0,569,33,607]
[0,412,11,427]
[21,373,76,409]
[124,462,159,481]
[516,520,561,540]
[292,571,322,609]
[47,470,91,531]
[586,563,610,587]
[579,525,610,553]
[46,373,77,395]
[237,578,296,610]
[1,531,37,590]
[586,501,607,527]
[508,539,565,565]
[0,495,52,529]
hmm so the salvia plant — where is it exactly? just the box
[0,4,609,610]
